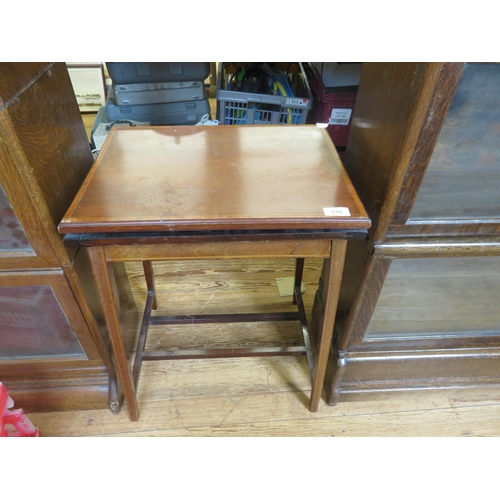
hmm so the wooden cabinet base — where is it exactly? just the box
[311,279,500,405]
[0,362,118,413]
[323,347,500,405]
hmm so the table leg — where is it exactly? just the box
[142,261,157,310]
[309,239,347,412]
[88,246,140,421]
[292,258,305,305]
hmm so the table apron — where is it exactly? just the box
[103,239,332,262]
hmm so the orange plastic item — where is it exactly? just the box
[1,382,40,437]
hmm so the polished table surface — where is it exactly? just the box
[59,125,369,234]
[58,125,370,421]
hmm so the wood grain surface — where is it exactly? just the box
[59,125,370,233]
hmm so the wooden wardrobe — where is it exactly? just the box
[313,62,500,403]
[0,63,137,412]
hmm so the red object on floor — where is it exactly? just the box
[1,382,40,437]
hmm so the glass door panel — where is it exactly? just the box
[409,63,500,222]
[365,256,500,339]
[0,285,86,359]
[0,183,33,253]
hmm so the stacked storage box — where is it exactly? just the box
[104,62,211,125]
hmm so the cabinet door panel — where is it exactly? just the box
[0,285,84,359]
[409,63,500,223]
[365,256,500,340]
[0,271,101,361]
[0,170,61,269]
[0,183,33,253]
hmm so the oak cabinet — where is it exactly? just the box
[315,63,500,403]
[0,63,137,412]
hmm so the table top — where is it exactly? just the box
[59,125,370,234]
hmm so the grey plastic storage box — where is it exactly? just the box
[216,62,313,125]
[112,81,206,106]
[105,88,211,125]
[106,62,210,84]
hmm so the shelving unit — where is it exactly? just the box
[0,63,138,412]
[312,62,500,403]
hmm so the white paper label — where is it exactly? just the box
[286,97,308,106]
[323,207,351,216]
[329,108,352,125]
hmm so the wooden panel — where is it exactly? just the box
[2,63,94,255]
[346,62,500,239]
[343,63,444,243]
[336,348,500,402]
[340,254,392,348]
[105,239,331,262]
[0,130,62,268]
[0,63,50,108]
[0,62,94,268]
[5,384,109,413]
[376,236,500,258]
[0,359,109,412]
[59,125,370,234]
[333,238,377,349]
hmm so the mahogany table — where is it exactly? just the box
[59,125,370,421]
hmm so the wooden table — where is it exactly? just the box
[58,125,370,421]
